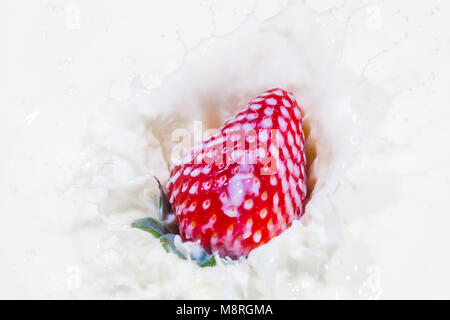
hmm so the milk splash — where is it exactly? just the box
[75,1,385,299]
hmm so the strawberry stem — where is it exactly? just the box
[131,177,217,267]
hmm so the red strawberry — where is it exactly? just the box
[166,88,307,259]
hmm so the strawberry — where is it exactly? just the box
[165,88,307,259]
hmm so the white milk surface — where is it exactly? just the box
[1,0,450,299]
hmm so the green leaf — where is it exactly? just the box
[132,216,217,268]
[159,234,216,267]
[131,217,167,238]
[157,194,163,220]
[154,176,173,221]
[197,255,216,267]
[159,234,186,259]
